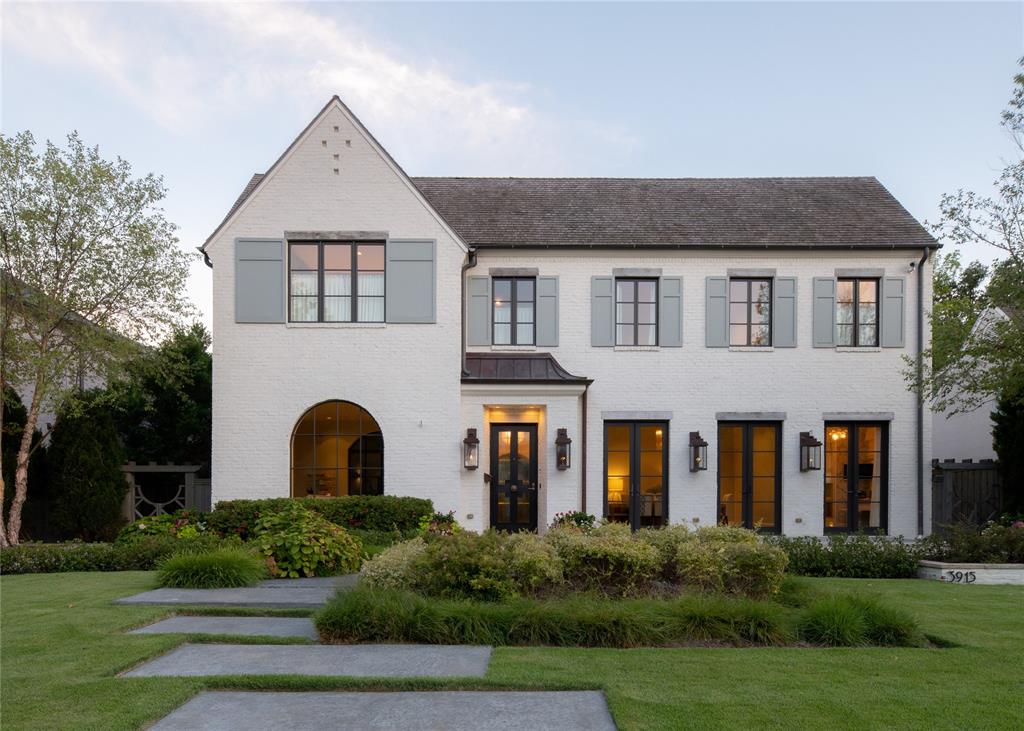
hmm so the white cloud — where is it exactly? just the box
[3,1,635,173]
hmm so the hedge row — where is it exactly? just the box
[0,535,226,574]
[766,534,922,578]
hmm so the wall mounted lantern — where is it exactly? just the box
[689,431,708,472]
[800,431,822,471]
[555,428,572,470]
[463,428,480,470]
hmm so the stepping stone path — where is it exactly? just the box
[123,643,493,678]
[130,616,318,639]
[119,578,617,729]
[151,690,617,731]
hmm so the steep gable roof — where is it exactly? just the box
[411,177,938,249]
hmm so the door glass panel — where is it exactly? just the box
[516,430,532,485]
[639,476,664,527]
[752,425,775,452]
[719,423,778,530]
[516,494,531,524]
[719,425,743,452]
[497,430,512,483]
[497,493,510,523]
[607,425,630,452]
[752,501,775,528]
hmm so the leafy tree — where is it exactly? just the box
[0,131,193,545]
[1,387,47,538]
[48,393,126,541]
[111,323,212,468]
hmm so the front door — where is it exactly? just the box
[490,424,539,532]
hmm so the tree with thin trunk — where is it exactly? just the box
[0,131,194,545]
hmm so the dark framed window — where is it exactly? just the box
[288,241,385,323]
[717,422,781,532]
[729,278,772,346]
[615,278,658,346]
[291,400,384,498]
[492,277,535,345]
[836,278,878,347]
[824,422,888,533]
[604,421,668,530]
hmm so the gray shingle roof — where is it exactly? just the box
[411,176,937,249]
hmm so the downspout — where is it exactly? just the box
[581,383,589,514]
[461,249,478,376]
[916,246,930,537]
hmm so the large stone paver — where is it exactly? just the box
[151,690,616,730]
[114,575,356,608]
[130,616,317,639]
[122,643,492,678]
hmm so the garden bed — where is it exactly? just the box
[917,560,1024,585]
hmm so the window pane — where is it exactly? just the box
[323,244,351,270]
[616,280,635,302]
[516,279,534,301]
[616,304,634,324]
[730,303,748,324]
[338,402,363,434]
[637,324,657,346]
[719,425,744,452]
[753,501,775,528]
[640,452,663,477]
[636,281,657,302]
[753,477,775,502]
[314,402,338,433]
[720,500,742,527]
[750,324,771,346]
[516,302,534,324]
[358,296,384,322]
[719,451,742,478]
[607,451,631,476]
[290,244,318,270]
[494,323,511,345]
[359,272,385,297]
[639,425,664,451]
[836,280,854,303]
[516,324,534,345]
[753,451,775,477]
[290,297,317,322]
[607,425,631,451]
[752,301,771,324]
[315,435,338,467]
[324,272,350,296]
[836,324,854,346]
[859,324,878,347]
[730,280,747,301]
[493,279,512,302]
[752,426,776,452]
[291,271,318,297]
[292,435,315,467]
[858,279,877,303]
[356,244,384,270]
[836,302,854,324]
[730,324,748,346]
[616,324,635,346]
[752,280,771,303]
[636,303,656,324]
[323,296,351,322]
[859,303,877,325]
[494,301,511,323]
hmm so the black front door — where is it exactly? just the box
[490,424,538,532]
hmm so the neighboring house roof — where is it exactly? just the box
[411,177,938,249]
[462,352,592,385]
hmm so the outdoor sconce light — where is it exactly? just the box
[689,431,708,472]
[800,431,823,471]
[463,428,480,470]
[555,428,572,470]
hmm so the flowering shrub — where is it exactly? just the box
[115,509,210,545]
[359,537,427,590]
[418,510,461,536]
[254,502,363,578]
[549,511,596,531]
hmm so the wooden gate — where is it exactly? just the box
[931,459,1002,531]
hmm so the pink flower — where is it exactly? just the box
[1012,521,1024,530]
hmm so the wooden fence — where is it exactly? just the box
[931,458,1002,531]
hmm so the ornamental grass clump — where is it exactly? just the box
[254,502,362,578]
[157,547,266,588]
[797,594,924,647]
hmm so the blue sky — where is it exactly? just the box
[3,2,1022,325]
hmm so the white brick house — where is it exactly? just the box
[202,97,938,538]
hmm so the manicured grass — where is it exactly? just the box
[1,572,1021,730]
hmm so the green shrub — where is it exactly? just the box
[553,529,660,596]
[157,547,265,588]
[418,510,461,536]
[692,525,760,544]
[116,509,210,544]
[209,496,434,539]
[797,594,924,647]
[316,586,794,647]
[505,532,564,591]
[254,503,363,578]
[769,534,923,578]
[549,511,597,531]
[721,542,788,599]
[359,537,427,591]
[0,534,227,574]
[410,531,521,601]
[637,525,694,581]
[675,542,724,593]
[921,522,1024,563]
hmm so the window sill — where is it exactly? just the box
[285,322,386,329]
[491,345,537,352]
[729,346,774,352]
[614,345,660,352]
[836,346,881,353]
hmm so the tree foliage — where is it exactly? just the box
[0,130,194,544]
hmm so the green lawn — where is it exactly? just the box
[1,573,1021,730]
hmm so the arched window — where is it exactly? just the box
[291,401,383,497]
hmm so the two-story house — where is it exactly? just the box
[202,96,938,538]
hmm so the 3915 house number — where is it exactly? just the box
[944,570,977,583]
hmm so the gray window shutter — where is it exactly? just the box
[591,276,614,346]
[659,277,683,347]
[881,276,906,347]
[773,277,797,347]
[467,275,491,346]
[812,277,836,347]
[235,239,284,323]
[705,277,728,347]
[385,240,435,323]
[536,276,559,347]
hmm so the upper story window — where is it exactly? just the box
[616,278,658,346]
[729,278,772,346]
[493,277,535,345]
[836,278,878,346]
[288,241,385,323]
